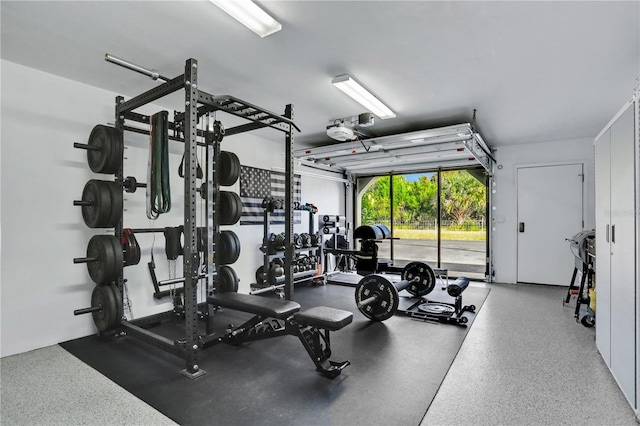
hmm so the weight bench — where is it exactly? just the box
[208,292,352,379]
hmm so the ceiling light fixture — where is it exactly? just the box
[210,0,282,38]
[331,75,396,119]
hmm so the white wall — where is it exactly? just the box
[0,60,344,357]
[491,138,595,284]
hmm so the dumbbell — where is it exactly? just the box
[355,261,436,321]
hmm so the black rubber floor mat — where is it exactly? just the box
[61,284,489,426]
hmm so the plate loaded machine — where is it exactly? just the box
[325,224,393,277]
[73,55,352,379]
[355,262,476,324]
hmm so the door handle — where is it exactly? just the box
[611,224,615,244]
[519,222,525,233]
[605,224,610,243]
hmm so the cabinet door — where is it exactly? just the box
[594,128,611,366]
[609,105,636,406]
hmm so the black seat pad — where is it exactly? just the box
[294,306,353,331]
[208,293,300,319]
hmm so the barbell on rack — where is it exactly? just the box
[355,261,436,321]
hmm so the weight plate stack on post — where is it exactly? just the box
[91,284,123,332]
[217,266,239,293]
[219,151,240,186]
[84,235,123,284]
[216,230,241,265]
[86,125,124,174]
[79,180,123,228]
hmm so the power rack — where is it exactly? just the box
[97,55,300,378]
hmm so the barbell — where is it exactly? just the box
[355,261,436,321]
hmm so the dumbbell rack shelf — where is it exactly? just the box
[256,208,323,291]
[74,56,300,379]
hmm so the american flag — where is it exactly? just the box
[239,166,301,225]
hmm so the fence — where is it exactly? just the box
[363,218,485,231]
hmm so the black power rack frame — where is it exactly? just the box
[106,55,300,378]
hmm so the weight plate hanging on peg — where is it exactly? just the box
[86,125,123,174]
[219,151,240,186]
[85,235,123,284]
[91,284,123,332]
[78,180,122,228]
[217,266,239,293]
[218,191,242,225]
[216,230,241,265]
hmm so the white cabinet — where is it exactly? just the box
[594,97,638,414]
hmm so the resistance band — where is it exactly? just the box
[146,111,171,219]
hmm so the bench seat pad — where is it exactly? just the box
[293,306,353,331]
[208,293,300,319]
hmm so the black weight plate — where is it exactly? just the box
[107,128,124,175]
[354,274,399,321]
[86,235,121,284]
[402,261,436,297]
[87,125,121,174]
[218,191,242,225]
[109,284,124,327]
[107,235,124,280]
[217,265,239,293]
[219,151,240,186]
[91,284,118,332]
[255,266,266,286]
[105,181,123,228]
[216,230,241,265]
[81,180,112,228]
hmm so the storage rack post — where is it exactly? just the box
[181,58,202,377]
[284,104,294,301]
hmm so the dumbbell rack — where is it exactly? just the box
[255,207,323,293]
[73,56,300,379]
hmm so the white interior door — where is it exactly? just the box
[517,163,584,285]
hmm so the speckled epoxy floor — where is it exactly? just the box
[1,282,636,425]
[422,282,637,426]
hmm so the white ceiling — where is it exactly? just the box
[1,1,638,149]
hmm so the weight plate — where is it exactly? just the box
[354,274,399,321]
[217,265,239,293]
[87,125,122,174]
[218,191,242,225]
[105,181,123,228]
[86,235,121,284]
[91,284,119,332]
[402,261,436,297]
[255,265,266,286]
[219,151,240,186]
[216,230,241,265]
[81,180,112,228]
[418,303,455,316]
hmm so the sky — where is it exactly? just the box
[404,173,434,182]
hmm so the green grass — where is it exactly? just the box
[393,228,486,241]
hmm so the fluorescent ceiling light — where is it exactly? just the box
[332,75,396,119]
[210,0,282,38]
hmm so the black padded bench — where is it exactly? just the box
[209,292,300,319]
[208,292,352,378]
[293,306,353,331]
